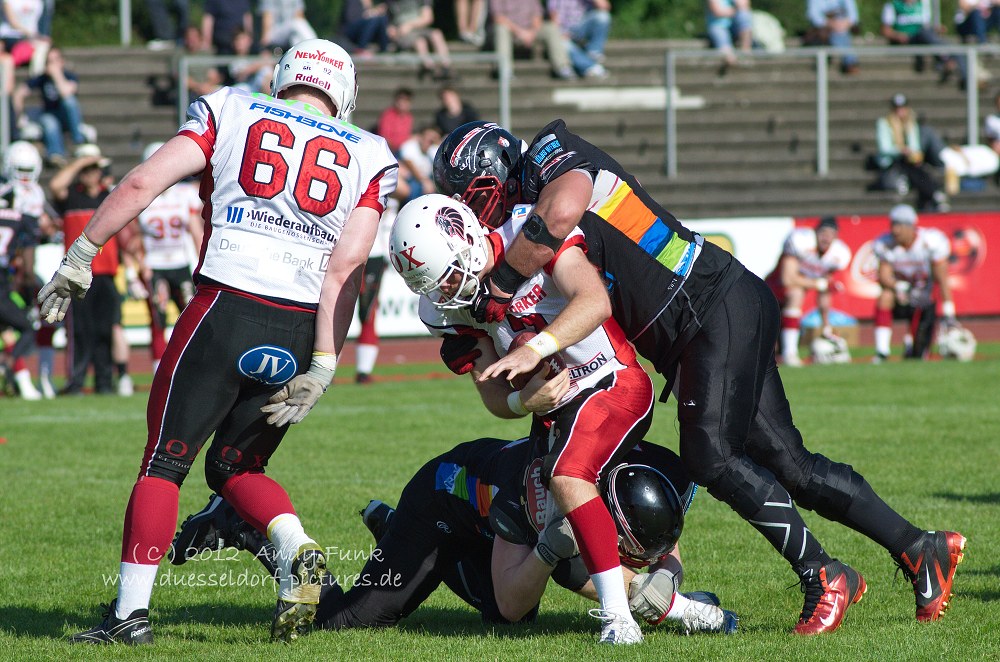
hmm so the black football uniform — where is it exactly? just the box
[0,182,40,362]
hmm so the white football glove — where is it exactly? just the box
[125,267,149,300]
[260,352,336,426]
[628,568,679,625]
[37,233,100,323]
[533,514,578,567]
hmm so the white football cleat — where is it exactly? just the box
[40,374,56,399]
[590,609,643,645]
[117,374,134,397]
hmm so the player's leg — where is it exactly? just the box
[873,288,896,362]
[906,303,937,359]
[779,284,805,367]
[676,271,864,635]
[355,257,383,384]
[146,271,170,373]
[0,286,40,398]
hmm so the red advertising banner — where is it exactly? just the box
[793,212,1000,320]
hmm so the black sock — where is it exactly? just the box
[838,481,923,557]
[746,488,831,570]
[116,362,127,378]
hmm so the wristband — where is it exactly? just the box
[125,266,139,282]
[942,301,956,319]
[490,261,528,297]
[305,351,338,389]
[815,277,828,293]
[525,331,560,359]
[507,390,529,417]
[66,233,101,267]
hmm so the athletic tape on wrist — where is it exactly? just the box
[66,233,101,266]
[507,390,529,417]
[942,301,956,319]
[525,331,560,359]
[306,351,338,387]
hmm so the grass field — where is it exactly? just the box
[2,347,1000,661]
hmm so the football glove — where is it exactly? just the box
[37,233,101,323]
[440,334,481,375]
[260,353,336,426]
[470,278,514,323]
[628,568,679,625]
[533,514,578,567]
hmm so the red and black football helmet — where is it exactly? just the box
[433,121,524,229]
[602,463,685,565]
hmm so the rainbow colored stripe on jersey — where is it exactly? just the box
[595,179,698,277]
[435,463,498,518]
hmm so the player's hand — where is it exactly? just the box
[814,277,829,293]
[37,233,100,323]
[476,345,542,384]
[470,276,514,323]
[125,269,149,300]
[440,334,481,375]
[629,568,680,625]
[534,514,578,566]
[893,280,911,306]
[260,374,327,426]
[519,366,569,413]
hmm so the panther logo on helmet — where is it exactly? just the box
[435,205,467,240]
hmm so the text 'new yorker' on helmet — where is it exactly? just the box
[271,38,358,120]
[388,193,490,309]
[433,121,524,230]
[602,463,685,564]
[3,141,42,184]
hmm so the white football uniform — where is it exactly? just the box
[873,227,950,305]
[780,227,852,279]
[11,181,46,219]
[420,205,637,412]
[179,86,398,305]
[138,181,203,271]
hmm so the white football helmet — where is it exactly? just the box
[4,140,42,184]
[142,141,165,162]
[271,39,357,120]
[938,326,976,362]
[389,194,490,309]
[810,334,851,365]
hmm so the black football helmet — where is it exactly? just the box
[433,121,524,229]
[602,463,685,564]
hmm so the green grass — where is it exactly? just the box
[2,349,1000,660]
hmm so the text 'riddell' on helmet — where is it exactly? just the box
[433,121,524,229]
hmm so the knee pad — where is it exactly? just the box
[793,453,864,518]
[204,451,241,493]
[144,444,194,487]
[700,455,781,520]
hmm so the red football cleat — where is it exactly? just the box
[793,559,867,635]
[896,530,967,621]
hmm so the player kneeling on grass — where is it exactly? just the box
[171,437,738,634]
[388,194,663,644]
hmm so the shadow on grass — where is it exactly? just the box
[394,606,592,639]
[932,491,1000,505]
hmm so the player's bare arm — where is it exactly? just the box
[490,537,555,621]
[470,336,569,417]
[931,258,954,314]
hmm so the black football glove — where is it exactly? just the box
[440,334,482,375]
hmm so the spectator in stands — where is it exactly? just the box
[804,0,860,75]
[881,0,963,87]
[0,0,48,89]
[387,0,454,80]
[875,93,949,211]
[455,0,486,47]
[954,0,1000,43]
[986,92,1000,155]
[491,0,574,80]
[144,0,189,50]
[434,84,479,136]
[260,0,318,53]
[341,0,391,56]
[398,124,441,199]
[705,0,752,76]
[201,0,253,55]
[14,47,88,168]
[376,87,414,154]
[548,0,612,78]
[228,29,275,94]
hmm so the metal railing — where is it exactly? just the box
[664,44,1000,178]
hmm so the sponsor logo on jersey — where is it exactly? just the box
[530,134,562,166]
[248,101,361,143]
[294,73,331,90]
[231,206,335,243]
[569,352,609,380]
[237,345,298,385]
[509,284,546,314]
[294,49,345,70]
[226,206,244,224]
[522,458,547,532]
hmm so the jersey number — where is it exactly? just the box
[147,216,186,240]
[507,313,548,333]
[238,119,351,217]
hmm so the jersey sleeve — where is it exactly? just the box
[782,230,803,258]
[925,228,951,262]
[872,235,891,262]
[356,137,398,215]
[177,89,225,161]
[522,120,599,203]
[418,296,479,337]
[828,240,853,271]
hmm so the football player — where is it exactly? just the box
[390,194,654,644]
[872,204,958,362]
[170,436,738,634]
[764,215,852,366]
[38,39,398,644]
[430,120,966,635]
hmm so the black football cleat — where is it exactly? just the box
[360,500,395,542]
[170,493,268,566]
[69,599,152,645]
[896,530,967,621]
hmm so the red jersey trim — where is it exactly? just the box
[196,284,318,313]
[544,235,587,275]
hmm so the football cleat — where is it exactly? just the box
[169,494,265,565]
[69,599,153,645]
[679,592,739,635]
[589,608,643,645]
[895,530,967,621]
[793,559,866,635]
[271,544,327,642]
[360,500,395,542]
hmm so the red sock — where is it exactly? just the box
[781,314,801,330]
[358,310,378,345]
[875,308,892,327]
[565,496,621,575]
[221,472,295,532]
[121,476,180,564]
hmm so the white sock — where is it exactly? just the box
[781,328,801,359]
[267,513,315,599]
[591,566,631,616]
[664,592,692,621]
[874,326,892,356]
[355,343,378,375]
[116,562,159,618]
